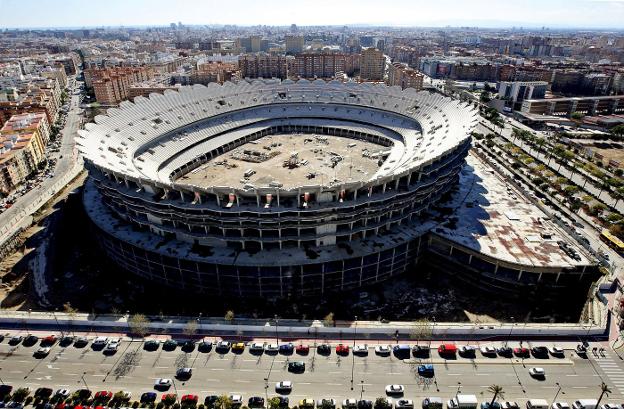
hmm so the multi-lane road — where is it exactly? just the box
[1,333,623,404]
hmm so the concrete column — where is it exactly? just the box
[216,194,221,207]
[517,270,523,281]
[493,262,499,274]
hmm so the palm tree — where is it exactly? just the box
[596,382,612,408]
[487,385,504,406]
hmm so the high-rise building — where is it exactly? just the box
[87,67,154,105]
[387,63,424,91]
[293,52,359,79]
[285,35,304,54]
[239,54,294,79]
[360,48,385,81]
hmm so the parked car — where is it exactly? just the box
[230,395,243,407]
[232,342,245,352]
[343,399,358,409]
[55,389,71,400]
[552,402,571,409]
[317,344,331,355]
[8,335,22,346]
[215,341,231,352]
[144,340,160,351]
[437,344,457,355]
[374,345,391,356]
[275,381,293,392]
[513,347,529,357]
[74,337,89,348]
[104,339,120,354]
[141,392,157,403]
[34,388,53,398]
[250,342,265,353]
[265,343,279,353]
[336,344,350,355]
[181,395,199,405]
[531,346,549,358]
[299,399,315,408]
[385,385,404,395]
[94,391,113,402]
[41,336,58,347]
[500,402,520,409]
[396,400,414,409]
[548,347,565,357]
[198,340,212,353]
[353,345,368,355]
[248,397,265,408]
[358,400,373,409]
[272,397,289,407]
[480,346,497,356]
[296,344,310,354]
[497,347,513,357]
[279,343,294,354]
[317,399,336,409]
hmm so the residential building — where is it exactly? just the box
[387,62,424,90]
[285,35,304,54]
[360,48,385,81]
[293,52,359,79]
[87,66,155,105]
[239,54,294,79]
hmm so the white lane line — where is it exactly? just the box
[566,374,579,377]
[326,383,343,386]
[235,380,250,383]
[475,373,491,376]
[447,373,461,376]
[210,368,224,371]
[572,386,589,389]
[239,369,253,372]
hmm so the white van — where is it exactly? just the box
[573,400,598,409]
[527,400,550,409]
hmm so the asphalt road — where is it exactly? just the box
[0,337,623,404]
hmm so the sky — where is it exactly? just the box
[1,0,624,29]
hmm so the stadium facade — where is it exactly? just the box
[79,79,594,297]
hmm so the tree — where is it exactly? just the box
[63,302,78,335]
[374,398,392,409]
[128,313,149,338]
[162,395,177,406]
[571,111,585,127]
[610,124,624,140]
[410,318,433,345]
[268,398,284,409]
[216,395,233,409]
[323,312,335,327]
[487,385,504,406]
[224,310,235,323]
[12,388,31,402]
[183,320,198,337]
[596,382,612,408]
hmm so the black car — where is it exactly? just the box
[497,346,513,357]
[204,395,219,408]
[163,340,178,351]
[317,344,331,355]
[59,336,74,347]
[358,400,373,409]
[0,335,4,343]
[144,340,160,351]
[75,389,92,400]
[531,346,549,358]
[74,337,89,348]
[412,345,430,358]
[23,335,39,347]
[176,367,193,380]
[34,388,53,398]
[288,361,305,373]
[0,385,13,397]
[140,392,157,403]
[248,397,265,408]
[198,341,212,353]
[181,340,195,352]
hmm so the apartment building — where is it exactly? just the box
[285,35,304,54]
[293,52,359,79]
[239,54,294,79]
[88,66,154,105]
[359,48,385,81]
[387,62,424,90]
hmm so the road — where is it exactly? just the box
[0,335,623,403]
[0,75,84,245]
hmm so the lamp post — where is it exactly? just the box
[359,380,365,401]
[552,382,562,402]
[81,371,90,391]
[431,316,436,347]
[351,316,357,391]
[264,377,269,407]
[172,378,179,402]
[505,317,515,348]
[456,382,461,399]
[53,308,63,338]
[274,315,279,345]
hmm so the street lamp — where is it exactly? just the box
[553,382,563,402]
[81,371,90,391]
[274,315,279,345]
[359,380,365,401]
[351,316,358,390]
[505,316,515,348]
[264,377,269,406]
[431,316,436,347]
[456,382,461,399]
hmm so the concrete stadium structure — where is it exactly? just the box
[81,79,576,297]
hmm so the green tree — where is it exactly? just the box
[183,320,198,337]
[216,395,233,409]
[224,310,235,323]
[374,398,392,409]
[323,312,335,327]
[162,395,177,406]
[487,385,504,406]
[128,313,149,338]
[12,388,31,403]
[269,397,285,409]
[609,124,624,140]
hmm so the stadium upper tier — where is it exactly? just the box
[77,79,478,192]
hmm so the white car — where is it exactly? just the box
[552,402,571,409]
[34,347,51,357]
[105,339,120,352]
[265,343,279,353]
[480,346,497,355]
[93,336,108,346]
[250,342,265,352]
[374,345,391,355]
[154,378,172,387]
[216,341,231,351]
[230,395,243,406]
[275,381,292,392]
[385,384,404,394]
[343,399,358,408]
[317,399,336,409]
[55,389,71,399]
[548,346,565,356]
[353,344,368,355]
[459,345,477,354]
[396,399,414,409]
[528,367,545,377]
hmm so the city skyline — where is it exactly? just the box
[1,0,624,29]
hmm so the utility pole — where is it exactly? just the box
[274,315,279,345]
[552,382,562,402]
[81,371,90,391]
[351,316,357,391]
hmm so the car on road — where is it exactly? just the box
[288,361,305,373]
[215,341,231,352]
[153,378,172,391]
[232,342,246,352]
[198,340,212,353]
[74,337,89,348]
[552,402,571,409]
[230,395,243,407]
[385,385,404,395]
[374,345,391,356]
[317,344,331,355]
[55,389,71,400]
[396,400,414,409]
[144,340,160,351]
[34,347,51,358]
[353,345,368,356]
[513,347,529,358]
[480,346,497,356]
[275,381,293,392]
[343,399,358,409]
[8,335,22,346]
[528,367,546,378]
[265,343,279,353]
[104,339,120,354]
[248,397,265,408]
[175,367,193,380]
[250,342,265,353]
[279,343,294,354]
[317,399,337,409]
[141,392,157,403]
[296,344,309,354]
[417,364,434,377]
[299,399,315,408]
[336,344,350,355]
[94,391,113,402]
[34,388,53,398]
[181,395,199,405]
[358,400,373,409]
[548,347,565,357]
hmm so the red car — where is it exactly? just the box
[41,335,58,346]
[181,395,199,404]
[336,344,350,354]
[437,344,457,355]
[296,344,310,354]
[94,391,112,401]
[513,347,530,357]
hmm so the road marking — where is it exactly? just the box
[299,382,311,385]
[572,386,588,389]
[566,374,579,376]
[475,373,491,376]
[447,373,461,376]
[235,380,250,383]
[239,369,253,372]
[211,368,224,371]
[326,383,343,386]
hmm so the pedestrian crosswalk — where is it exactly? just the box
[596,351,624,396]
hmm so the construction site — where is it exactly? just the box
[177,133,387,190]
